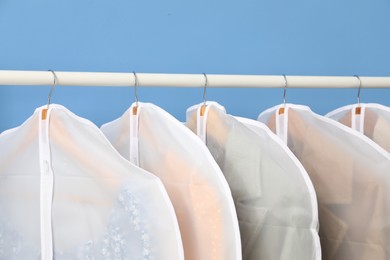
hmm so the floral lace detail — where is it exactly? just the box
[117,188,151,260]
[0,186,152,260]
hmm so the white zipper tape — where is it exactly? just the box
[129,105,140,166]
[38,108,54,260]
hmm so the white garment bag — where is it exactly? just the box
[101,102,241,260]
[0,104,184,260]
[326,103,390,153]
[258,104,390,260]
[186,102,321,260]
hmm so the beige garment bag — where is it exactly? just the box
[258,103,390,260]
[101,102,242,260]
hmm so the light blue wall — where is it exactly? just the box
[1,0,389,132]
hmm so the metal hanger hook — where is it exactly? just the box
[133,72,139,106]
[282,74,287,106]
[354,75,362,105]
[203,73,208,106]
[47,70,58,108]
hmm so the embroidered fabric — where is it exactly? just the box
[0,186,150,259]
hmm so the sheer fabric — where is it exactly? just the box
[326,103,390,153]
[186,102,321,260]
[258,103,390,260]
[101,102,241,260]
[0,104,184,260]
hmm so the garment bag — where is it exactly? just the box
[100,102,241,260]
[326,103,390,153]
[186,102,321,260]
[258,103,390,260]
[0,104,184,260]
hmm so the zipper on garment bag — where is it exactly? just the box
[352,106,365,133]
[129,105,140,166]
[197,105,207,143]
[41,109,48,120]
[132,106,138,115]
[200,105,206,117]
[278,107,285,115]
[276,106,288,144]
[39,108,54,259]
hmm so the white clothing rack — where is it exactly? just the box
[0,70,389,88]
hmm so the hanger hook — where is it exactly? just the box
[47,70,57,109]
[133,72,139,106]
[354,75,361,105]
[203,73,208,106]
[282,74,287,106]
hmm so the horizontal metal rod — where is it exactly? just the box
[0,70,389,88]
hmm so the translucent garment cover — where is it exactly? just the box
[100,102,241,260]
[258,103,390,260]
[326,103,390,153]
[186,102,321,260]
[0,104,184,260]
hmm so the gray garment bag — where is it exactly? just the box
[186,101,321,260]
